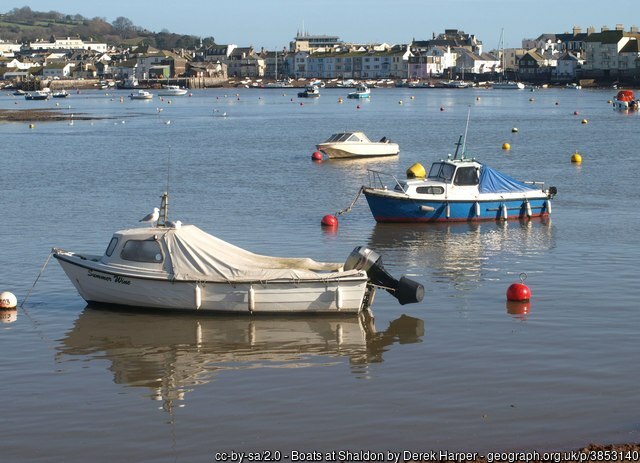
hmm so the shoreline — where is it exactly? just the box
[0,108,109,122]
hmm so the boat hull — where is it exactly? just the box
[317,143,399,159]
[54,253,372,314]
[363,188,550,222]
[347,93,370,99]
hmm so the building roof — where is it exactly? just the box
[620,38,640,53]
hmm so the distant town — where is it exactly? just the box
[1,22,639,89]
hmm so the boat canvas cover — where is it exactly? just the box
[162,225,355,283]
[478,165,538,194]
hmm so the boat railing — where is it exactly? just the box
[366,169,407,193]
[523,181,545,187]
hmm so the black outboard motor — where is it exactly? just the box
[344,246,424,305]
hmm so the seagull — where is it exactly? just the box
[139,207,159,227]
[166,220,182,229]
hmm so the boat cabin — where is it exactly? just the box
[100,228,172,276]
[395,159,481,195]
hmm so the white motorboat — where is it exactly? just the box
[347,84,370,98]
[53,194,422,314]
[491,81,525,90]
[316,132,399,159]
[24,90,50,100]
[52,90,70,98]
[129,90,153,100]
[297,84,320,98]
[157,85,188,96]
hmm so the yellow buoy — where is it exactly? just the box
[410,95,414,100]
[28,123,35,129]
[511,127,518,133]
[0,291,17,309]
[407,162,426,179]
[502,142,511,150]
[581,119,588,124]
[399,100,403,105]
[338,97,343,103]
[476,96,481,101]
[571,152,582,163]
[607,100,612,104]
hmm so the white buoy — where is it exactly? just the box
[474,201,481,217]
[0,291,17,309]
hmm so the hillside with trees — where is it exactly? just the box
[0,7,216,49]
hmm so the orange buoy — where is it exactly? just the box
[321,215,338,227]
[312,151,323,161]
[506,273,531,302]
[573,111,579,115]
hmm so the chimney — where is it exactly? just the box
[601,25,609,32]
[615,24,624,31]
[587,26,595,35]
[631,25,639,33]
[573,26,582,35]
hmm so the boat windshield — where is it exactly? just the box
[428,162,455,182]
[325,133,352,143]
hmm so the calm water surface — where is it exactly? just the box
[1,86,639,461]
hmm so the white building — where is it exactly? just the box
[29,37,108,52]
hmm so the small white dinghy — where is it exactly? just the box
[53,193,423,314]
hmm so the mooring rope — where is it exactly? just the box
[336,186,363,216]
[20,251,53,309]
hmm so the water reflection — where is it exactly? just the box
[56,307,423,409]
[368,218,555,290]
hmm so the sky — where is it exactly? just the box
[4,0,638,51]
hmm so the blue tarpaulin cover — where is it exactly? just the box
[478,165,538,193]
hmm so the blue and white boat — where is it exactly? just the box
[347,84,370,99]
[362,136,556,223]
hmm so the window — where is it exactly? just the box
[416,186,445,194]
[105,237,118,257]
[121,240,163,263]
[428,162,455,182]
[454,167,479,186]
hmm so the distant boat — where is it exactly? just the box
[492,81,525,90]
[157,85,188,96]
[612,90,639,111]
[347,84,370,99]
[52,90,70,98]
[24,90,50,100]
[297,85,320,98]
[316,131,399,159]
[129,90,153,100]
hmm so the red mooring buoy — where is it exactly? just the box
[507,273,531,301]
[321,215,338,227]
[312,151,323,161]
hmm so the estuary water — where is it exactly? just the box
[1,85,639,461]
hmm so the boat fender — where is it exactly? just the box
[195,285,202,310]
[335,287,343,311]
[544,199,552,214]
[445,203,451,219]
[420,205,435,212]
[248,285,255,313]
[474,201,481,217]
[344,246,424,305]
[501,204,508,221]
[525,200,532,218]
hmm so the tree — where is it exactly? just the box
[112,16,134,38]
